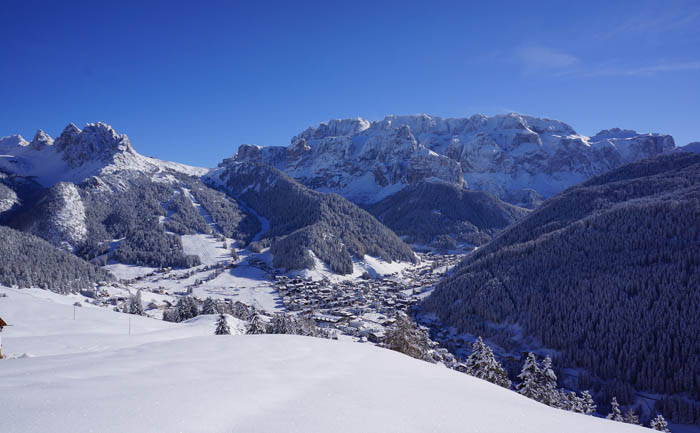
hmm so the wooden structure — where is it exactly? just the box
[0,315,7,359]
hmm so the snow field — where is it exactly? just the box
[0,286,648,433]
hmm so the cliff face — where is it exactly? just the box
[233,113,675,207]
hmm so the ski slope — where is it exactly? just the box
[0,286,647,433]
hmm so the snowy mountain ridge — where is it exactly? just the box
[1,122,420,276]
[0,123,214,258]
[0,117,677,274]
[233,113,676,206]
[0,122,207,188]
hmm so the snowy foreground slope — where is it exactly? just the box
[0,287,645,433]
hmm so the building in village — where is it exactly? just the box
[0,315,7,359]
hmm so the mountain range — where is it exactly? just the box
[0,122,417,284]
[0,114,682,284]
[233,113,675,208]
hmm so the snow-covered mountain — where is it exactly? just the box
[207,160,417,274]
[0,123,249,272]
[233,113,675,207]
[0,122,417,278]
[0,123,207,188]
[0,124,206,262]
[0,117,678,279]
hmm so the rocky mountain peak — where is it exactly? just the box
[30,129,54,150]
[293,117,371,143]
[234,144,264,162]
[591,128,639,140]
[0,134,29,148]
[54,122,136,168]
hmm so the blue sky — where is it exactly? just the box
[1,0,699,167]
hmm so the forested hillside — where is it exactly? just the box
[0,225,111,292]
[184,175,260,243]
[75,175,204,267]
[209,161,417,274]
[367,180,529,246]
[421,153,700,413]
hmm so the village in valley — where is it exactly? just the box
[274,252,459,344]
[72,245,469,366]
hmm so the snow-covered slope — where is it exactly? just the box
[233,113,675,206]
[24,182,87,251]
[0,286,246,356]
[0,286,645,433]
[0,181,18,215]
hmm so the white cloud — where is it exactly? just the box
[595,6,700,41]
[515,46,579,74]
[586,61,700,77]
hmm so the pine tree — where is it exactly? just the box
[482,345,512,389]
[561,390,585,413]
[231,301,250,320]
[465,337,486,375]
[465,338,511,389]
[297,315,321,337]
[557,390,571,411]
[383,314,432,362]
[517,352,541,401]
[538,355,559,406]
[606,397,624,422]
[581,390,597,415]
[246,311,267,335]
[162,306,181,323]
[650,414,671,432]
[202,297,217,315]
[176,296,199,321]
[215,313,231,335]
[623,407,640,425]
[127,290,145,315]
[269,313,296,334]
